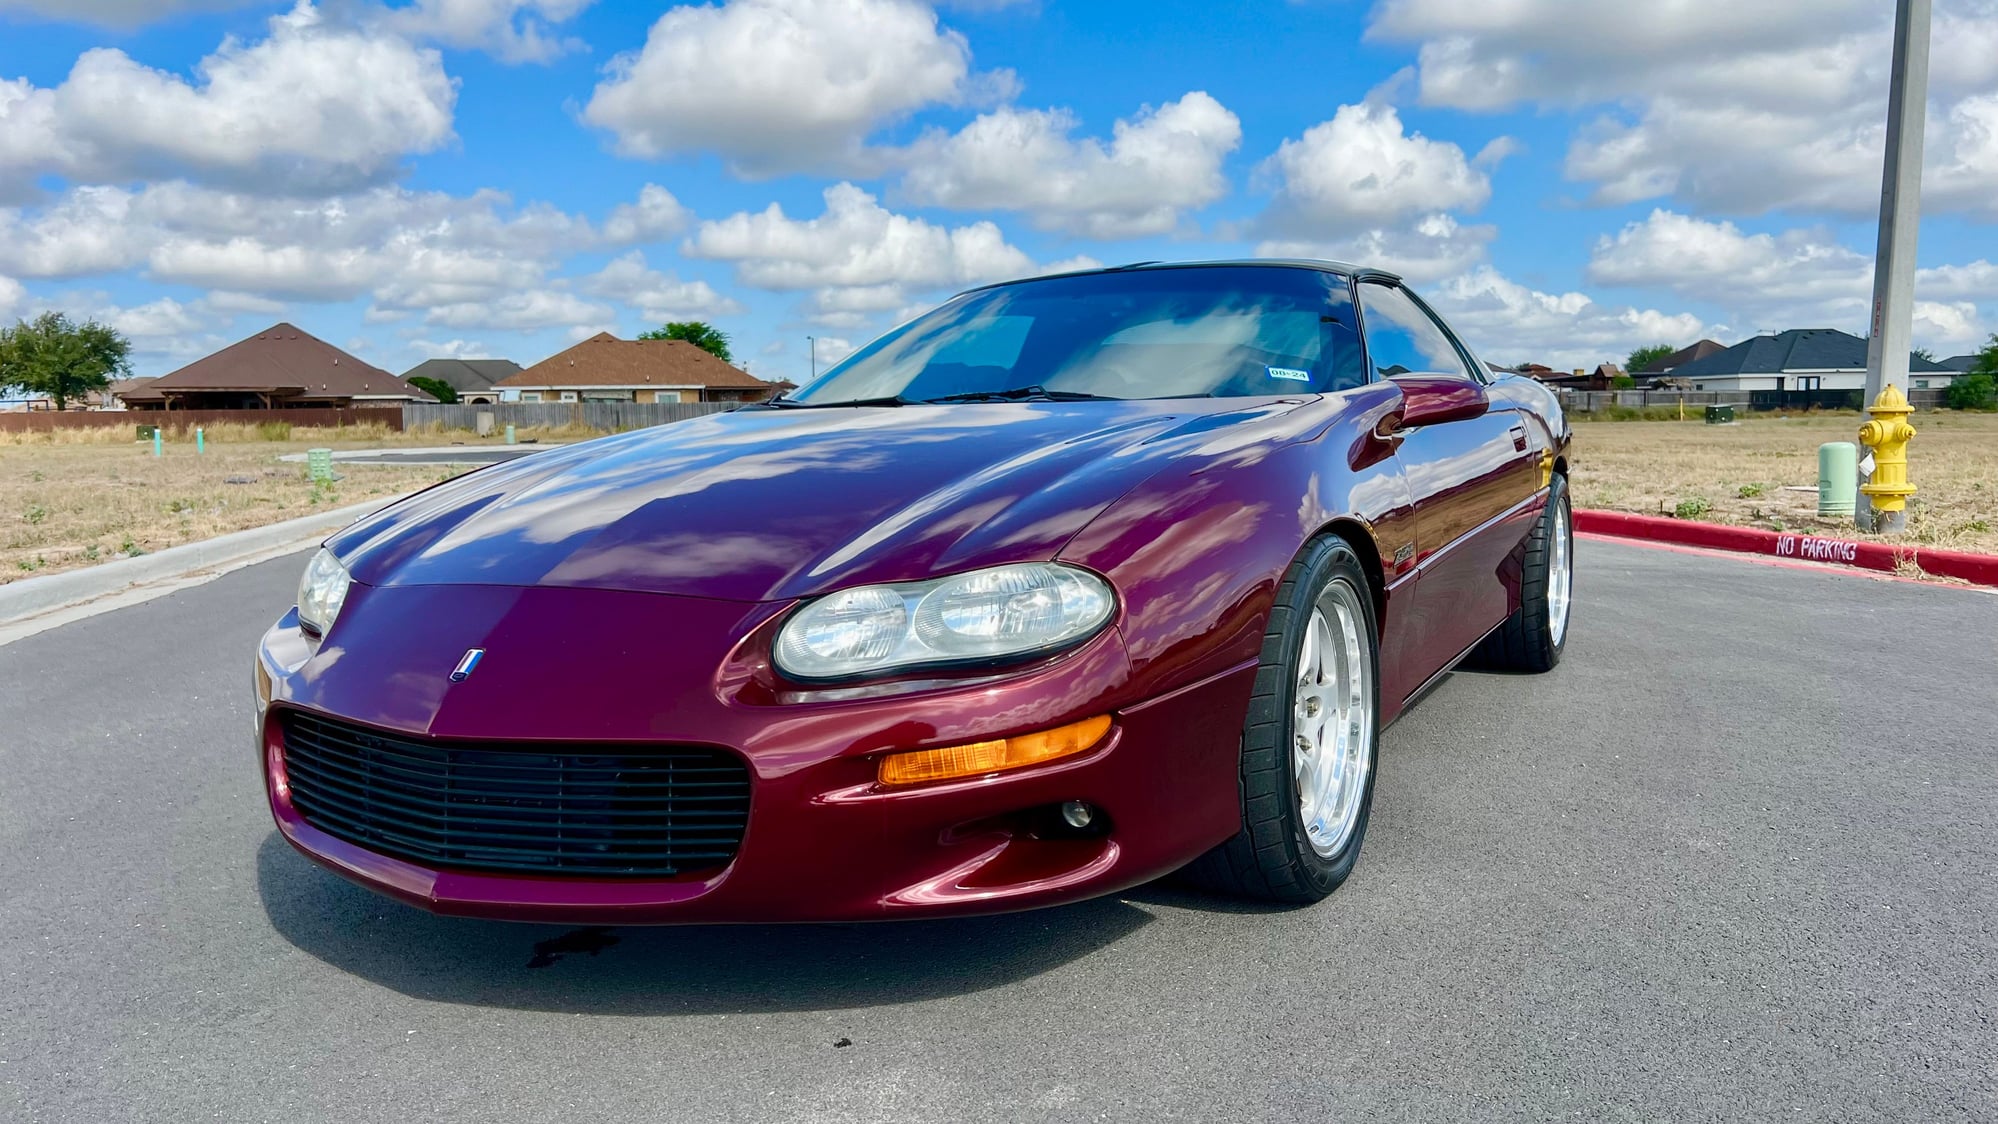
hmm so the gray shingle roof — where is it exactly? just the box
[400,358,523,393]
[1939,355,1980,372]
[1668,329,1953,378]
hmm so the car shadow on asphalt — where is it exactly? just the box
[255,832,1158,1015]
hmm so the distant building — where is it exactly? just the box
[1634,340,1725,379]
[399,358,523,405]
[1938,354,1982,373]
[1665,329,1956,392]
[122,323,434,410]
[89,378,158,410]
[494,332,778,404]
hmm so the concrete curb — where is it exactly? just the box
[1575,509,1998,588]
[0,495,404,646]
[274,443,568,463]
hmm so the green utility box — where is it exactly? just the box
[306,447,335,483]
[1704,405,1735,424]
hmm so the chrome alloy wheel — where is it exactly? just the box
[1549,498,1573,647]
[1291,578,1374,859]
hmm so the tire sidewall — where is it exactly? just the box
[1270,541,1382,896]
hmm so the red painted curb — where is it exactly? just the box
[1574,509,1998,588]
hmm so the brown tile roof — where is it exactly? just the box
[123,323,432,402]
[497,332,774,390]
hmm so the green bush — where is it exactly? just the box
[1674,497,1712,520]
[1946,372,1996,411]
[1736,483,1764,499]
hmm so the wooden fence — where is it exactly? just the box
[403,401,738,432]
[0,406,405,434]
[1561,388,1947,413]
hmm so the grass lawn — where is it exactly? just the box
[1570,411,1998,555]
[0,422,568,584]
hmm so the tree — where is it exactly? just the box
[1972,334,1998,377]
[638,321,733,362]
[0,312,132,411]
[1946,334,1998,410]
[1947,373,1996,410]
[1913,347,1937,363]
[407,375,458,403]
[1626,344,1675,373]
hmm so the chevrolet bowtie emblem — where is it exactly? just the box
[450,648,485,682]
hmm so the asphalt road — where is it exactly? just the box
[3,540,1994,1123]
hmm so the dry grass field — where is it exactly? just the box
[1571,411,1998,555]
[0,421,586,583]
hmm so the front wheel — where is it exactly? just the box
[1184,536,1380,903]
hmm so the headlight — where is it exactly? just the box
[774,562,1115,681]
[296,548,352,637]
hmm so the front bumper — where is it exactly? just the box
[256,583,1254,923]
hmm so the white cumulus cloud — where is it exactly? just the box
[584,252,746,321]
[377,0,595,63]
[897,91,1242,238]
[584,0,1011,178]
[1426,266,1721,371]
[1260,102,1493,229]
[0,2,457,197]
[1368,0,1998,219]
[687,182,1033,312]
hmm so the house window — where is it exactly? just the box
[559,391,579,402]
[1915,379,1930,389]
[520,392,542,402]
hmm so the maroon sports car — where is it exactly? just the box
[256,260,1573,923]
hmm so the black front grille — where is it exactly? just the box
[279,711,750,878]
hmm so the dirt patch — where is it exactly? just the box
[0,424,526,582]
[1570,411,1998,555]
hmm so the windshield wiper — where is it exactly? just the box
[922,385,1122,403]
[757,394,916,409]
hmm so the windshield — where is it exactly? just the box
[790,266,1365,403]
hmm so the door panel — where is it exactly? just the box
[1356,282,1539,697]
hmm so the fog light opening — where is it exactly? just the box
[1060,800,1095,829]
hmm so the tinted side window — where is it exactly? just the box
[1357,283,1471,380]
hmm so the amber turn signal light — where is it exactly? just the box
[878,715,1112,787]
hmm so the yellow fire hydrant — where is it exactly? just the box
[1858,384,1917,527]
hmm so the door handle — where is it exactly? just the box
[1509,424,1528,451]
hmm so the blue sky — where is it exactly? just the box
[2,0,1995,381]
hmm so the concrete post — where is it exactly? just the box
[1857,0,1929,533]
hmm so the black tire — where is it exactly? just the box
[1183,536,1381,903]
[1470,473,1571,673]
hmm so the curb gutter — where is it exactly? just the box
[0,494,404,647]
[1575,509,1998,588]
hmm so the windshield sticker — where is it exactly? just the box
[1266,367,1312,382]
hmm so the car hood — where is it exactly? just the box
[329,398,1312,603]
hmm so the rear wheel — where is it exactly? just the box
[1185,536,1380,903]
[1471,473,1572,672]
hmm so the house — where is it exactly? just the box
[1634,340,1725,380]
[121,323,434,411]
[399,358,522,405]
[1665,329,1956,392]
[86,377,158,410]
[1531,365,1621,391]
[1939,354,1982,373]
[495,332,778,404]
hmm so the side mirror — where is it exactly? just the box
[1388,373,1490,429]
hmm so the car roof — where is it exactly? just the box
[960,258,1405,295]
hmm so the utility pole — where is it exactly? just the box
[807,335,817,382]
[1857,0,1929,533]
